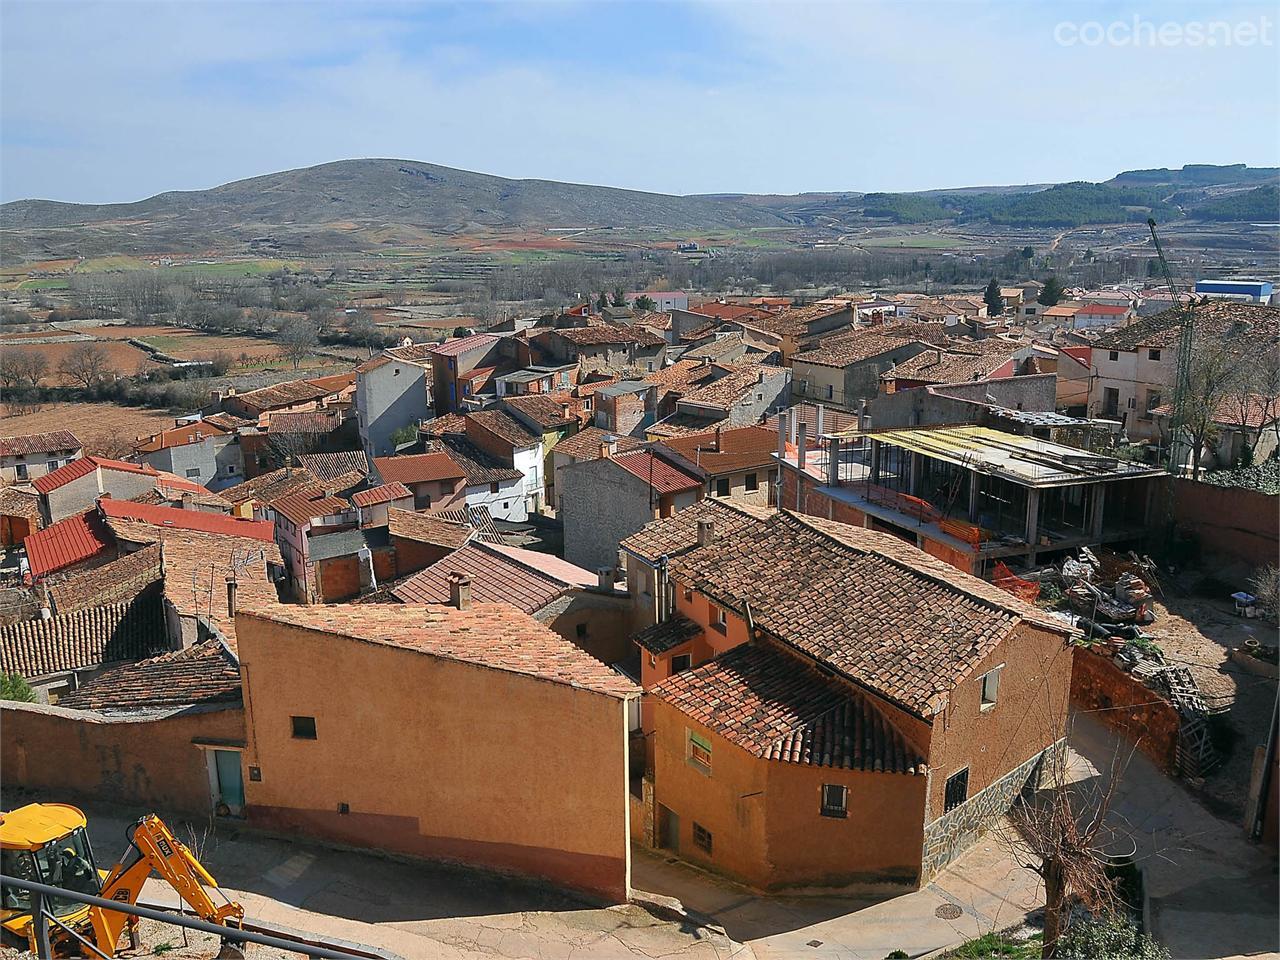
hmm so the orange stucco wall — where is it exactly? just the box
[650,699,926,890]
[924,623,1072,822]
[235,612,632,901]
[1070,646,1180,773]
[1,702,244,816]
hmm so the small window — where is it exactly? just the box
[692,822,713,854]
[291,716,317,740]
[825,383,834,400]
[715,477,730,497]
[45,461,57,472]
[710,603,727,633]
[1108,350,1119,362]
[1148,349,1161,361]
[575,623,587,639]
[15,464,27,479]
[490,482,500,494]
[671,653,692,674]
[980,666,1002,710]
[185,469,200,478]
[944,768,969,812]
[688,730,712,774]
[744,473,759,492]
[394,367,401,376]
[821,783,848,818]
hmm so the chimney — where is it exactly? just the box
[181,491,194,510]
[857,399,868,432]
[697,518,715,546]
[225,576,237,618]
[777,410,788,458]
[757,369,766,384]
[798,421,808,471]
[714,426,722,453]
[448,573,472,610]
[597,566,616,590]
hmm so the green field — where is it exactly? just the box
[860,233,963,249]
[17,278,70,289]
[165,258,302,277]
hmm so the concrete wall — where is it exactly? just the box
[313,547,396,602]
[358,361,429,459]
[868,375,1056,430]
[1,447,82,484]
[705,467,773,508]
[236,612,632,901]
[463,477,527,522]
[1070,646,1180,773]
[1,701,244,815]
[145,435,242,489]
[1167,479,1280,568]
[535,589,635,665]
[46,469,156,523]
[561,458,657,572]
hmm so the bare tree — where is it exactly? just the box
[57,342,111,388]
[16,353,49,389]
[267,428,316,473]
[1218,348,1280,463]
[0,354,22,392]
[279,316,319,370]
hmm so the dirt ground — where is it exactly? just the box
[0,340,153,384]
[0,401,177,456]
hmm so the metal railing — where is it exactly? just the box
[0,875,399,960]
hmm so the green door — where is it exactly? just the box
[213,750,245,815]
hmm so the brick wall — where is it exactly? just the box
[1070,646,1181,773]
[1167,479,1279,568]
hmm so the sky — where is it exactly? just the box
[2,0,1277,204]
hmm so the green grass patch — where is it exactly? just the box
[942,931,1042,959]
[18,278,70,290]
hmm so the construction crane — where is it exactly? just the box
[0,803,385,959]
[1146,217,1198,470]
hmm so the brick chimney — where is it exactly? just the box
[448,573,472,610]
[225,576,237,618]
[714,426,722,453]
[697,518,715,546]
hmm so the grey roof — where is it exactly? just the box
[308,526,390,562]
[597,381,652,398]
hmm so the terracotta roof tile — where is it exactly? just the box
[57,641,241,712]
[548,324,664,348]
[0,591,166,679]
[652,641,926,773]
[658,425,777,476]
[792,331,927,369]
[428,333,499,357]
[392,543,569,613]
[221,467,320,507]
[33,456,156,494]
[135,421,231,453]
[297,451,370,482]
[551,427,644,461]
[0,431,81,458]
[1094,301,1280,352]
[467,409,540,448]
[612,451,702,494]
[431,435,524,485]
[633,614,702,654]
[269,487,352,526]
[386,508,472,548]
[268,409,346,435]
[47,543,163,615]
[98,499,276,542]
[352,482,412,508]
[238,603,638,698]
[679,365,787,411]
[502,394,575,430]
[374,452,466,485]
[0,487,41,522]
[420,412,468,437]
[620,498,774,563]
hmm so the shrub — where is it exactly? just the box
[1058,917,1169,960]
[1,672,36,702]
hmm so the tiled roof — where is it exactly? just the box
[885,346,1017,385]
[232,379,332,413]
[763,403,860,436]
[487,543,597,587]
[551,426,644,461]
[613,451,702,494]
[633,614,702,654]
[33,456,155,494]
[24,511,114,578]
[220,466,320,507]
[1151,393,1280,429]
[203,412,253,431]
[238,603,638,698]
[641,358,720,395]
[386,508,473,548]
[135,421,231,453]
[420,412,468,437]
[306,372,357,394]
[574,377,621,397]
[620,498,774,563]
[428,333,498,357]
[98,499,276,542]
[1094,301,1280,352]
[502,394,575,430]
[467,409,540,448]
[680,365,785,410]
[269,487,352,526]
[352,482,412,508]
[432,435,524,485]
[652,641,926,773]
[57,641,241,713]
[738,303,851,340]
[0,487,41,521]
[680,333,749,362]
[792,331,925,369]
[48,542,163,615]
[374,452,466,485]
[0,431,81,458]
[268,409,345,435]
[685,302,761,321]
[385,342,439,363]
[392,543,569,613]
[438,505,504,544]
[1077,303,1130,315]
[658,425,778,476]
[646,413,728,438]
[547,324,664,348]
[668,511,1062,716]
[297,450,370,482]
[0,592,166,679]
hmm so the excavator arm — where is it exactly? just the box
[91,815,243,956]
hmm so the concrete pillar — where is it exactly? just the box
[1091,484,1107,540]
[776,410,788,458]
[869,439,881,486]
[1024,488,1041,567]
[816,403,825,438]
[968,473,980,523]
[909,452,923,497]
[789,411,799,447]
[827,437,841,486]
[797,422,808,511]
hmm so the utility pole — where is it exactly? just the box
[1147,218,1196,472]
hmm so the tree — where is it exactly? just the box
[0,354,22,392]
[452,325,471,338]
[16,353,49,389]
[1021,246,1035,260]
[345,310,380,351]
[57,342,110,388]
[1,672,36,702]
[611,287,628,308]
[984,277,1004,317]
[1038,277,1065,306]
[596,291,609,311]
[279,316,319,370]
[633,295,656,312]
[389,424,419,447]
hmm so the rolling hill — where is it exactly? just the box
[2,160,1275,260]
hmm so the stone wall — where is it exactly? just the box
[1070,646,1181,773]
[920,743,1058,881]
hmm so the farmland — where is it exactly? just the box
[0,339,152,385]
[0,401,176,456]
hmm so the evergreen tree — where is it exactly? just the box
[983,278,1003,317]
[1038,276,1065,306]
[596,291,609,311]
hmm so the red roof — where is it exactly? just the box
[374,453,466,485]
[32,456,156,494]
[0,431,82,458]
[352,482,412,508]
[613,451,702,494]
[1077,303,1129,315]
[24,511,113,578]
[428,333,498,357]
[97,498,276,542]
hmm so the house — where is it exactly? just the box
[430,432,529,522]
[372,452,468,513]
[1056,346,1092,414]
[630,509,1073,889]
[351,481,414,528]
[267,485,358,602]
[428,333,502,413]
[215,373,355,422]
[465,409,545,515]
[1152,394,1280,471]
[1073,302,1133,329]
[305,525,395,602]
[594,381,657,437]
[355,345,433,459]
[642,359,725,420]
[998,288,1024,314]
[297,450,370,484]
[388,541,633,664]
[657,426,778,508]
[384,507,474,574]
[493,364,575,397]
[234,602,639,900]
[0,487,41,547]
[879,341,1025,394]
[729,304,857,363]
[627,290,688,312]
[560,447,703,572]
[648,365,791,439]
[776,418,1167,575]
[1194,279,1275,304]
[0,431,82,484]
[222,466,321,520]
[135,420,243,490]
[33,457,162,523]
[502,394,578,508]
[1088,302,1280,441]
[535,325,667,376]
[549,427,645,514]
[791,331,934,410]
